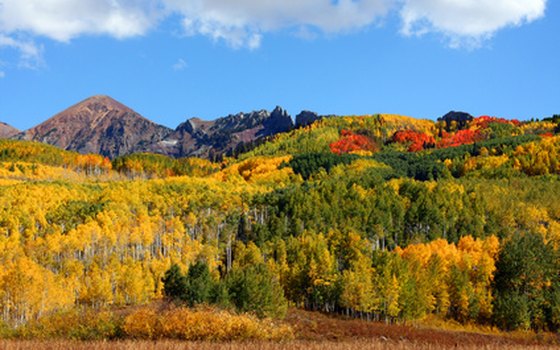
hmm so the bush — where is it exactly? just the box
[123,306,293,341]
[15,309,123,340]
[122,307,157,339]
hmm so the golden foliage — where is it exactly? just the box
[215,156,294,187]
[123,306,294,341]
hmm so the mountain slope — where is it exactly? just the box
[0,122,19,138]
[145,106,294,159]
[18,95,172,158]
[240,113,437,159]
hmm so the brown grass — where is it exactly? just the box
[1,340,559,350]
[285,309,559,347]
[2,308,559,350]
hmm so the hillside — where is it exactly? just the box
[144,106,294,159]
[0,112,558,343]
[241,113,437,158]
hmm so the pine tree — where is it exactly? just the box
[162,264,187,302]
[184,260,214,306]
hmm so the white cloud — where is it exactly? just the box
[164,0,391,48]
[0,34,43,68]
[400,0,547,46]
[0,71,5,78]
[172,58,187,71]
[0,0,549,53]
[0,0,161,42]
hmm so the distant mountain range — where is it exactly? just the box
[3,95,484,160]
[2,95,325,159]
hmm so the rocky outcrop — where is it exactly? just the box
[295,111,322,128]
[438,111,474,131]
[147,106,294,159]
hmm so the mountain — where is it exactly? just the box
[18,95,172,158]
[144,106,294,159]
[0,122,19,138]
[17,96,296,159]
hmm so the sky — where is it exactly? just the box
[0,0,558,130]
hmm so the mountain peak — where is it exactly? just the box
[68,95,135,115]
[19,95,171,158]
[0,121,20,138]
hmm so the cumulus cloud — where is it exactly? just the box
[400,0,547,45]
[163,0,391,48]
[0,0,161,42]
[0,0,549,53]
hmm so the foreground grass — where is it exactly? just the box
[2,308,559,349]
[286,309,558,347]
[1,340,559,350]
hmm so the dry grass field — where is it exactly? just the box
[1,340,559,350]
[2,309,559,349]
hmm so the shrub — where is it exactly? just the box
[122,307,157,339]
[15,309,122,340]
[123,306,293,341]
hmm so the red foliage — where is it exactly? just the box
[329,130,377,155]
[471,116,519,129]
[392,130,436,152]
[438,129,483,148]
[541,132,554,138]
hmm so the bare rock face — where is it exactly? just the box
[147,106,294,159]
[295,111,322,128]
[264,106,294,136]
[0,122,20,138]
[18,95,172,158]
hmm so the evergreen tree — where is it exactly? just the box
[226,263,288,318]
[184,260,214,306]
[162,264,187,302]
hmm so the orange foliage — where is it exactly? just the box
[329,130,377,155]
[392,130,436,152]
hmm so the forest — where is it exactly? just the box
[0,113,559,341]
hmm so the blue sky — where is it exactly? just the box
[0,0,558,130]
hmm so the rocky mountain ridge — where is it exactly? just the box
[7,95,320,159]
[142,106,295,159]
